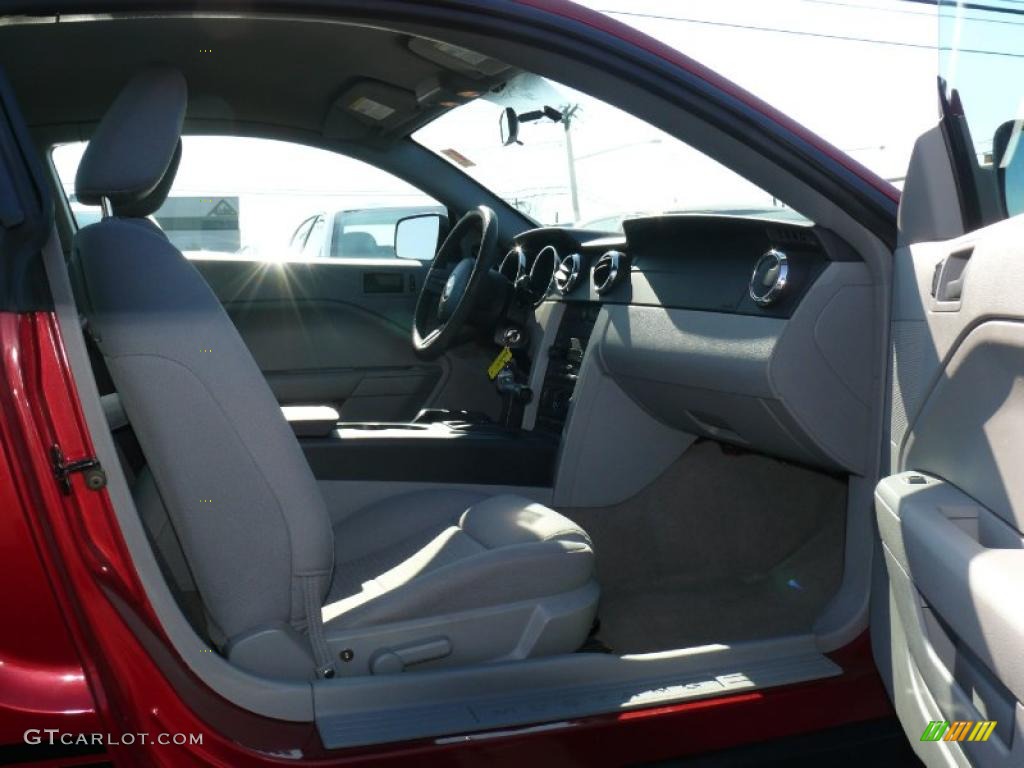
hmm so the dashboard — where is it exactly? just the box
[497,214,875,478]
[499,214,840,315]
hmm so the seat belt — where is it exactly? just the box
[302,575,336,678]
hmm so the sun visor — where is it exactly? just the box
[323,80,418,139]
[407,37,510,79]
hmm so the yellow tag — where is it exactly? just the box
[487,346,513,380]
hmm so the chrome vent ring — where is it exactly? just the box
[749,249,789,306]
[499,246,526,284]
[554,252,582,295]
[593,250,627,295]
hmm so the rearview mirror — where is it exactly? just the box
[993,119,1024,217]
[499,107,520,146]
[395,213,445,261]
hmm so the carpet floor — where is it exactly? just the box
[563,440,847,653]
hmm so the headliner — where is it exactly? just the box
[0,15,510,142]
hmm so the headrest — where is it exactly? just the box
[336,231,378,256]
[75,68,187,218]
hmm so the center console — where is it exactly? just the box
[535,302,600,434]
[287,303,600,488]
[295,418,559,487]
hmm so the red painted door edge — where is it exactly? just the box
[0,313,104,748]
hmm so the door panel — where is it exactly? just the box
[877,214,1024,767]
[195,258,445,421]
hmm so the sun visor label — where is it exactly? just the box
[349,96,395,121]
[434,42,489,67]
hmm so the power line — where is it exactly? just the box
[903,0,1024,17]
[801,0,937,16]
[598,8,1024,58]
[800,0,1024,26]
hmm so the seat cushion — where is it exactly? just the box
[323,490,594,630]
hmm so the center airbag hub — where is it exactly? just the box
[438,258,473,321]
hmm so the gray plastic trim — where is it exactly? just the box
[314,636,840,749]
[891,215,1024,469]
[898,123,966,247]
[902,320,1024,534]
[878,209,1024,764]
[811,473,879,652]
[885,582,973,768]
[225,623,317,681]
[521,300,565,431]
[323,583,599,677]
[591,260,877,475]
[876,473,1024,767]
[552,307,695,508]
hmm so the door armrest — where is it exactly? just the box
[281,405,340,438]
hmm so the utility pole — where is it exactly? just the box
[562,104,580,223]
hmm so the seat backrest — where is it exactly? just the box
[332,228,378,258]
[72,68,333,645]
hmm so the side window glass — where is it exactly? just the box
[51,137,442,262]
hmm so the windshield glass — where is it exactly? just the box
[571,1,941,189]
[413,73,806,229]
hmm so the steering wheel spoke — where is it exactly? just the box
[423,269,449,294]
[421,327,443,347]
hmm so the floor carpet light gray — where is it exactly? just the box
[563,440,847,653]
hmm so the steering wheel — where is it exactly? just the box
[412,205,501,359]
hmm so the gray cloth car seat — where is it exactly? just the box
[72,68,598,679]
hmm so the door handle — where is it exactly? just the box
[931,247,973,303]
[362,272,407,294]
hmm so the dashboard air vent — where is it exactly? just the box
[592,250,627,295]
[554,253,582,295]
[749,249,789,306]
[765,226,817,247]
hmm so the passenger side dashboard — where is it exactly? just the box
[518,215,840,313]
[513,215,877,485]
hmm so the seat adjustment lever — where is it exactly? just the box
[370,636,452,675]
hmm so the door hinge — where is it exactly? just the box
[51,444,107,495]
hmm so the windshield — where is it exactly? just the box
[413,73,806,229]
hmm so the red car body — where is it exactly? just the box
[0,2,899,765]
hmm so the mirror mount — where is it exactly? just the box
[499,105,566,146]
